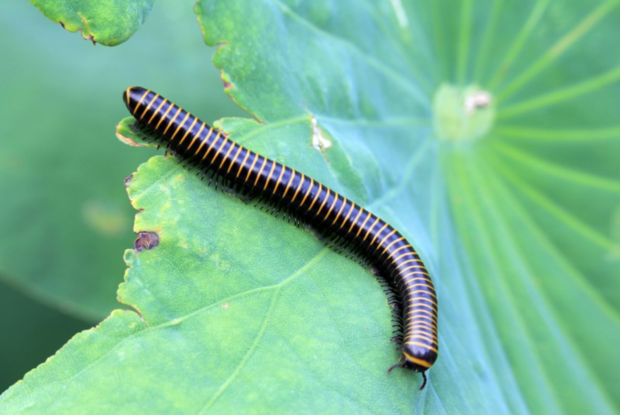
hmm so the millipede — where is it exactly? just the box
[123,87,439,390]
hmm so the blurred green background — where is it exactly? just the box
[0,0,244,391]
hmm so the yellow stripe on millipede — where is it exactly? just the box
[339,201,356,229]
[348,206,364,233]
[281,169,296,199]
[376,229,397,250]
[397,258,423,269]
[402,352,432,368]
[409,293,438,307]
[155,101,175,129]
[245,153,260,182]
[133,89,150,114]
[400,265,428,275]
[290,174,305,204]
[381,236,405,255]
[178,117,198,147]
[407,287,437,300]
[403,277,433,286]
[390,251,419,266]
[405,341,438,354]
[356,212,373,238]
[148,98,167,124]
[407,295,438,307]
[402,270,430,278]
[193,127,212,156]
[405,284,436,294]
[408,323,437,334]
[409,331,437,343]
[315,188,330,216]
[330,196,347,225]
[299,178,314,207]
[253,157,268,187]
[163,106,183,135]
[362,217,380,242]
[410,331,438,343]
[406,323,437,333]
[369,223,389,247]
[307,183,323,211]
[388,244,412,258]
[407,311,437,323]
[200,130,221,161]
[211,136,229,166]
[323,191,339,222]
[263,161,277,191]
[218,140,236,170]
[187,122,206,151]
[407,321,437,333]
[407,331,437,343]
[408,302,437,313]
[140,93,159,120]
[227,146,243,174]
[236,148,251,179]
[272,165,286,195]
[170,112,190,142]
[407,333,439,346]
[408,295,437,308]
[404,336,438,348]
[407,307,437,318]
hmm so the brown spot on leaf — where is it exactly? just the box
[124,174,134,187]
[59,22,65,29]
[135,232,159,251]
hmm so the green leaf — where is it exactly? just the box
[0,1,244,321]
[29,0,155,46]
[2,0,620,414]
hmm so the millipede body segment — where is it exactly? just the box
[123,87,439,389]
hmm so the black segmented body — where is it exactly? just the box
[123,87,438,388]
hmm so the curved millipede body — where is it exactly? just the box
[123,87,438,389]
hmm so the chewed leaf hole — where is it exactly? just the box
[134,232,160,251]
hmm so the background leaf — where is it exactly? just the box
[2,0,620,414]
[0,0,243,322]
[0,285,91,392]
[29,0,155,46]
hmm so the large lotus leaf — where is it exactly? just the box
[28,0,154,46]
[0,0,243,320]
[1,0,619,414]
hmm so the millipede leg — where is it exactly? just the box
[419,372,428,391]
[390,335,403,343]
[387,362,405,374]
